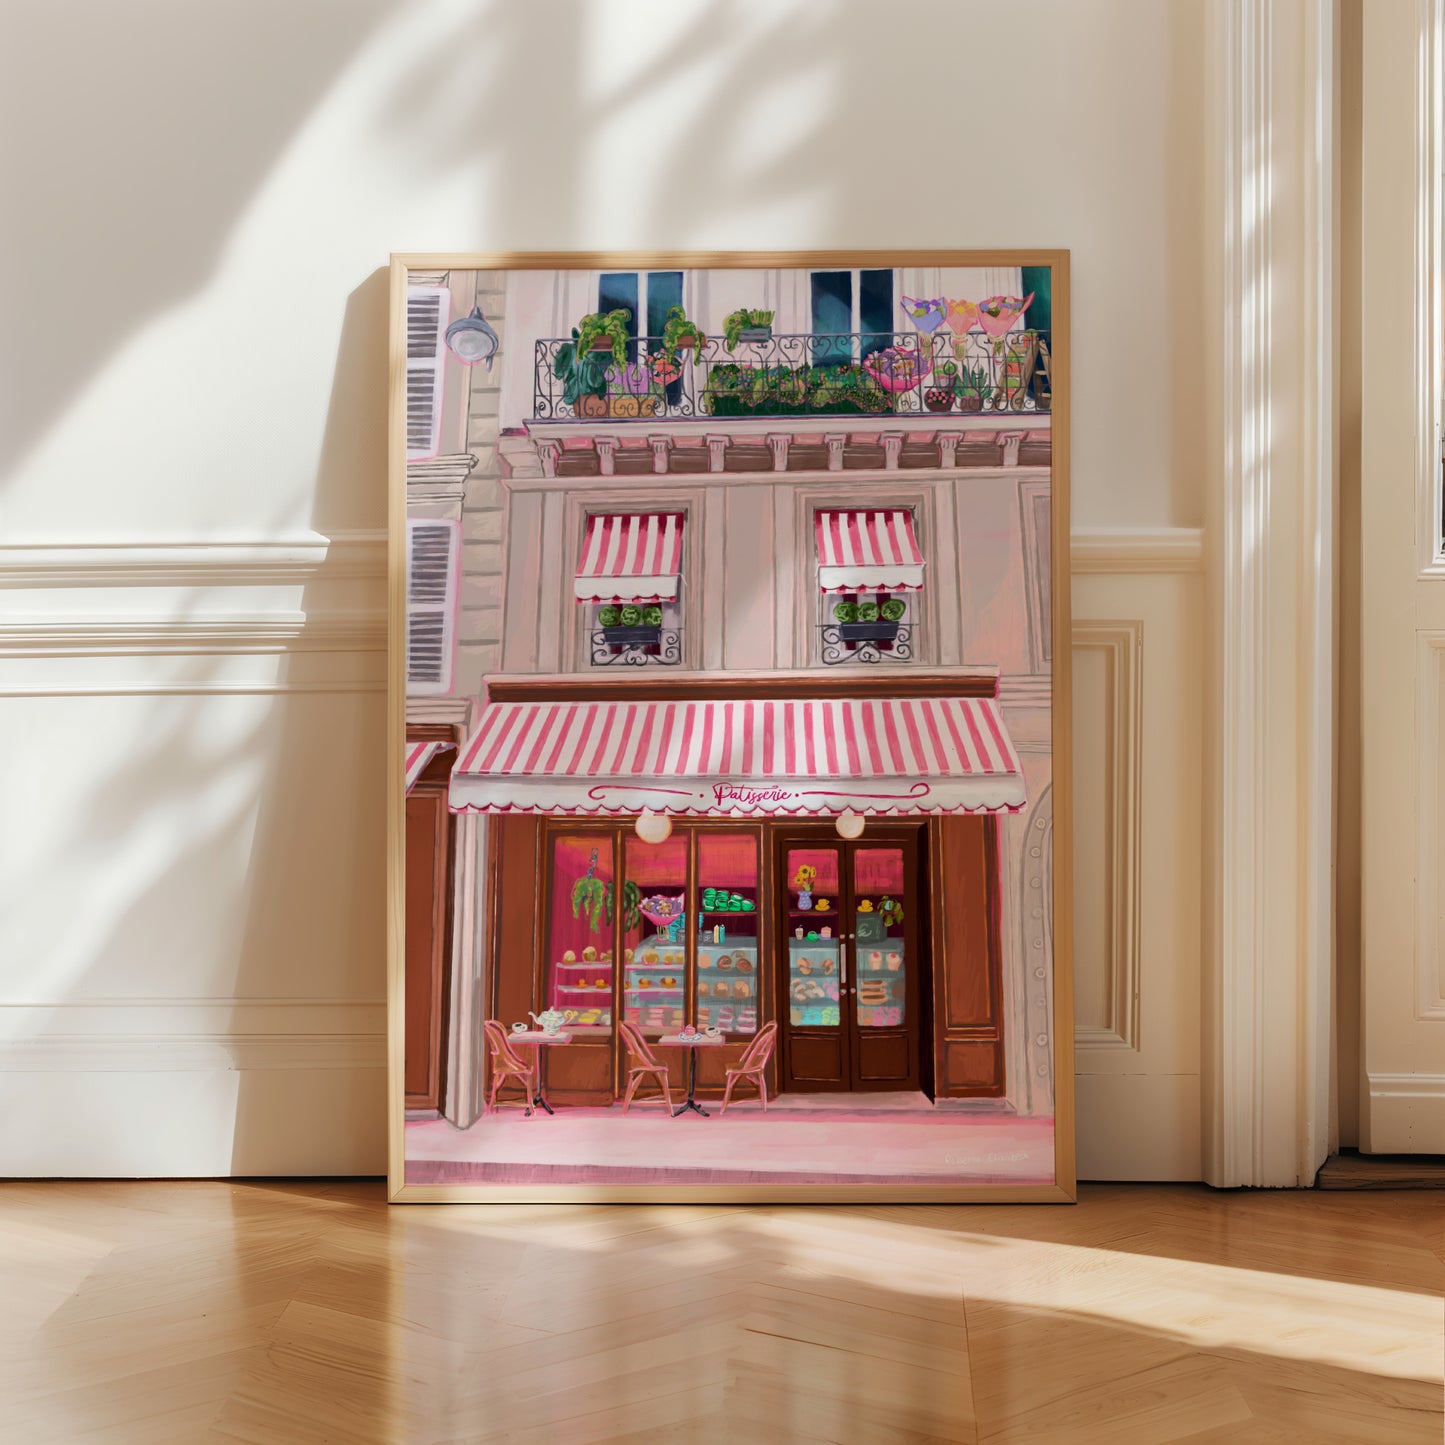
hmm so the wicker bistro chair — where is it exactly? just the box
[618,1020,674,1116]
[483,1020,538,1116]
[720,1021,779,1114]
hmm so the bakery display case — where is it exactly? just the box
[695,833,760,1036]
[622,834,689,1036]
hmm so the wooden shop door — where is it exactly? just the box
[776,829,923,1092]
[404,742,456,1111]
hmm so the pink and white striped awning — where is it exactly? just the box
[405,740,455,794]
[815,509,925,593]
[449,696,1024,816]
[574,512,685,603]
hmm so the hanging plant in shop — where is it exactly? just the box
[570,849,612,932]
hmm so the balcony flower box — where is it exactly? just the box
[832,597,906,643]
[598,604,664,648]
[601,624,663,647]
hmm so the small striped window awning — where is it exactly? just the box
[815,509,925,593]
[449,695,1024,817]
[574,512,685,603]
[405,740,454,794]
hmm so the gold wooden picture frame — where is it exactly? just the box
[387,251,1073,1203]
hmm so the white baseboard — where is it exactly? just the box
[1365,1072,1445,1153]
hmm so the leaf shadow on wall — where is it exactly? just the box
[0,0,395,482]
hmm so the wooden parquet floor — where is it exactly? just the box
[0,1181,1439,1444]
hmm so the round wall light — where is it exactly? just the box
[835,808,866,840]
[635,808,673,844]
[445,306,500,369]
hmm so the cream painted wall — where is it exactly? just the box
[1,0,1208,1176]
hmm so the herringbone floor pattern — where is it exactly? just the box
[0,1181,1439,1443]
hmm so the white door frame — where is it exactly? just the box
[1205,0,1339,1187]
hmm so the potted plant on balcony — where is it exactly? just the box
[554,309,632,419]
[606,361,660,418]
[722,307,775,349]
[659,305,707,364]
[924,359,958,412]
[862,345,930,394]
[598,603,664,648]
[957,363,988,413]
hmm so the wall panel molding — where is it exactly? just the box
[0,532,387,588]
[1072,621,1143,1054]
[1417,632,1445,1018]
[1070,528,1204,574]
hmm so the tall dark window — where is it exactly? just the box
[810,268,895,364]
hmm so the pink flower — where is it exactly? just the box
[976,293,1034,339]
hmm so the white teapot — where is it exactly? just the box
[529,1008,574,1034]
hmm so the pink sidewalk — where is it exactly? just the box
[405,1096,1055,1186]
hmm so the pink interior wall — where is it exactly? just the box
[698,833,758,890]
[547,835,615,965]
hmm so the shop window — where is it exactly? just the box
[545,834,615,1035]
[616,829,761,1041]
[695,833,760,1037]
[853,847,907,1028]
[621,833,689,1037]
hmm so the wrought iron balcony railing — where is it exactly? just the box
[533,328,1053,424]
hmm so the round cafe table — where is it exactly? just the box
[506,1030,572,1115]
[659,1032,727,1117]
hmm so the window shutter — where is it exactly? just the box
[406,518,460,694]
[406,285,450,461]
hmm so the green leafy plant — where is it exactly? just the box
[620,879,643,933]
[722,307,776,350]
[959,364,989,396]
[552,330,610,406]
[659,305,707,363]
[643,605,664,627]
[833,600,858,623]
[856,601,880,623]
[575,309,633,367]
[598,605,621,628]
[619,604,642,626]
[938,359,959,379]
[570,849,611,933]
[880,598,907,622]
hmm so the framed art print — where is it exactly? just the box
[387,251,1073,1201]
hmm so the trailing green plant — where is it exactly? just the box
[570,849,611,933]
[659,305,707,363]
[575,309,633,367]
[722,307,776,350]
[553,316,631,406]
[619,879,643,933]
